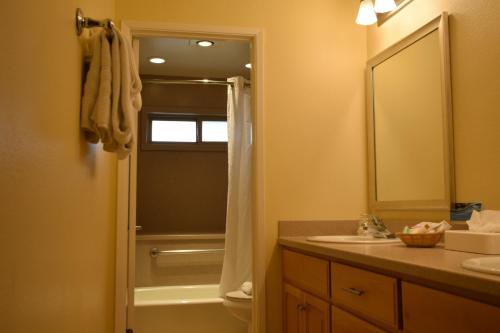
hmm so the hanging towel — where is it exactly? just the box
[92,31,112,144]
[81,30,106,144]
[80,27,142,157]
[104,28,142,155]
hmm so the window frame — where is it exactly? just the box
[142,112,228,152]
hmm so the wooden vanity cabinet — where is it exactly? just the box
[284,283,330,333]
[402,282,500,333]
[282,248,500,333]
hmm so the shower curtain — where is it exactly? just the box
[219,76,253,296]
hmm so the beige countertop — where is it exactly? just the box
[279,236,500,304]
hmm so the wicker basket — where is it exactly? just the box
[396,232,443,248]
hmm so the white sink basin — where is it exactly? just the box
[462,257,500,276]
[306,235,401,244]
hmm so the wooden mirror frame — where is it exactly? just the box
[366,13,455,213]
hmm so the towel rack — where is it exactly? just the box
[150,247,224,258]
[75,8,115,37]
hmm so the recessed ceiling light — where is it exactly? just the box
[245,63,252,69]
[149,57,166,64]
[196,40,215,47]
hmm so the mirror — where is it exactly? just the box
[366,13,454,212]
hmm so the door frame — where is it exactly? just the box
[114,21,266,333]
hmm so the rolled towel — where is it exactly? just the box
[240,281,252,296]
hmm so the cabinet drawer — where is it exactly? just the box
[283,250,329,298]
[332,306,387,333]
[403,282,500,333]
[331,263,398,328]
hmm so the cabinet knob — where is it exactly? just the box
[296,303,308,311]
[341,287,365,296]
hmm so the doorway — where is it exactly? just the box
[114,22,265,333]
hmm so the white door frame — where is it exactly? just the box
[114,21,266,333]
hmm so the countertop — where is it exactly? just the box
[279,236,500,304]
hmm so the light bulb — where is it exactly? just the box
[356,0,378,26]
[196,40,215,47]
[374,0,397,13]
[245,63,252,69]
[149,57,166,64]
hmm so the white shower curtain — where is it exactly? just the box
[219,76,253,296]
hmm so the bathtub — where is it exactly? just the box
[134,284,247,333]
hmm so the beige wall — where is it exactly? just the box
[0,1,117,332]
[116,1,368,332]
[368,0,500,209]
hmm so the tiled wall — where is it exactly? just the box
[135,234,225,287]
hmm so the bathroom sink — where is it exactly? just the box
[462,257,500,276]
[306,235,401,244]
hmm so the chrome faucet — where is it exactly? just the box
[358,214,395,239]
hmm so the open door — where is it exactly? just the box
[114,24,139,333]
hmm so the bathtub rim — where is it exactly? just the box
[134,284,223,307]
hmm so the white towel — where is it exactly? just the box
[240,281,252,296]
[93,31,112,144]
[104,28,142,155]
[81,30,106,143]
[81,27,142,157]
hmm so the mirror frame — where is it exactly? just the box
[366,13,455,212]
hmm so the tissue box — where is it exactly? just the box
[445,230,500,254]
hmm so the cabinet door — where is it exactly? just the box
[403,282,500,333]
[284,284,303,333]
[332,306,386,333]
[303,292,330,333]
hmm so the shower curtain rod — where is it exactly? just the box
[142,78,251,87]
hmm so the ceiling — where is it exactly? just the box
[138,37,251,79]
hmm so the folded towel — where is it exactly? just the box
[104,28,142,155]
[240,281,252,296]
[81,27,142,157]
[467,210,500,233]
[81,30,106,143]
[93,30,112,144]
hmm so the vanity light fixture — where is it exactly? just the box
[149,57,166,64]
[356,0,378,26]
[196,40,215,47]
[245,63,252,69]
[374,0,397,13]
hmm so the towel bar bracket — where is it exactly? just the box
[76,8,115,37]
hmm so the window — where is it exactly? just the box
[151,120,197,143]
[144,113,228,151]
[201,121,228,142]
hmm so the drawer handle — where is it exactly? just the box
[296,303,308,311]
[342,287,364,296]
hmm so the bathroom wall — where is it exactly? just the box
[116,1,368,332]
[0,1,116,332]
[137,77,228,234]
[368,0,500,210]
[136,235,225,286]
